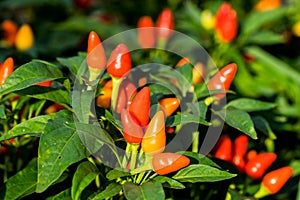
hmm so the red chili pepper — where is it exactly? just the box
[215,2,238,43]
[137,16,156,48]
[207,63,237,99]
[232,135,248,172]
[74,0,91,9]
[36,80,52,87]
[86,31,106,70]
[152,153,190,175]
[142,110,166,154]
[121,109,144,144]
[107,44,132,78]
[115,80,136,113]
[254,166,293,198]
[156,8,174,40]
[2,20,18,46]
[129,87,150,127]
[245,152,277,179]
[246,149,258,162]
[0,57,14,86]
[159,97,180,117]
[214,135,232,162]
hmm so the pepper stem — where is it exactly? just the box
[122,143,131,169]
[254,184,270,199]
[192,131,199,153]
[111,77,123,111]
[130,144,139,170]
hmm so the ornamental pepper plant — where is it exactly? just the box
[0,1,299,200]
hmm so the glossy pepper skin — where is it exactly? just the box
[115,80,136,113]
[107,44,132,78]
[255,166,293,198]
[215,2,238,43]
[152,153,190,175]
[232,135,248,172]
[96,80,113,109]
[87,31,106,70]
[159,97,180,117]
[0,57,14,86]
[214,135,232,162]
[129,87,150,127]
[121,109,144,144]
[142,111,166,154]
[15,24,34,51]
[245,152,277,179]
[156,8,174,39]
[207,63,237,99]
[137,16,156,48]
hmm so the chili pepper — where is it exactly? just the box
[254,0,281,12]
[175,57,190,67]
[215,2,238,43]
[200,10,215,30]
[246,149,257,162]
[142,110,166,154]
[175,58,205,85]
[107,44,131,78]
[36,80,52,87]
[159,97,180,117]
[96,80,113,109]
[156,8,174,40]
[137,16,156,48]
[232,135,248,172]
[214,135,232,162]
[192,63,205,85]
[254,166,293,198]
[87,31,106,70]
[15,24,34,51]
[166,127,175,134]
[207,63,237,99]
[121,109,144,144]
[152,153,190,175]
[45,103,65,114]
[245,152,277,179]
[115,79,136,113]
[2,20,18,46]
[0,57,14,86]
[129,87,150,127]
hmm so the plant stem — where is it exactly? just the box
[192,131,199,153]
[130,144,139,170]
[122,143,131,168]
[111,77,123,111]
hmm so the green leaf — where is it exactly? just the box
[46,188,72,200]
[0,158,37,200]
[57,55,86,78]
[0,60,64,95]
[123,181,165,200]
[72,90,94,124]
[0,114,55,141]
[245,46,300,85]
[172,164,236,183]
[0,104,6,119]
[16,87,71,107]
[106,169,130,181]
[179,152,220,169]
[226,98,276,112]
[248,31,285,45]
[242,8,290,35]
[153,176,185,189]
[227,188,246,200]
[36,114,88,193]
[89,183,121,200]
[176,64,193,86]
[72,161,99,200]
[252,116,277,139]
[215,108,257,139]
[166,113,211,127]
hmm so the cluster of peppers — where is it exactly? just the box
[213,134,293,198]
[1,20,34,51]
